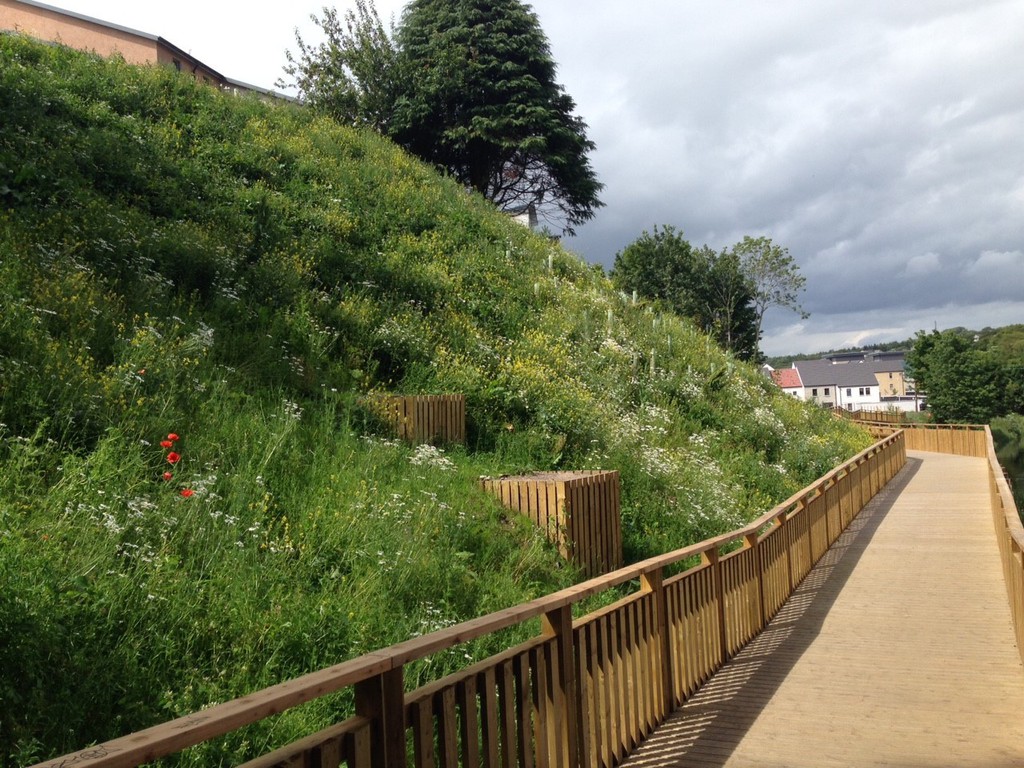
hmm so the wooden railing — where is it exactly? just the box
[857,421,987,457]
[847,410,905,425]
[33,435,907,768]
[985,428,1024,664]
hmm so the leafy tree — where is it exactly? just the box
[991,414,1024,513]
[390,0,602,234]
[610,225,701,313]
[696,246,759,361]
[610,227,758,359]
[732,236,808,350]
[283,0,603,234]
[907,330,1005,423]
[281,0,399,131]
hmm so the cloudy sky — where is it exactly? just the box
[49,0,1024,355]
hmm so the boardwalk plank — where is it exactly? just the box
[622,451,1024,767]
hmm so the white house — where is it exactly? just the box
[790,359,879,410]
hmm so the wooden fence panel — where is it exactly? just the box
[482,472,622,578]
[403,638,552,768]
[787,503,812,585]
[808,491,829,563]
[574,595,660,768]
[376,394,466,445]
[760,521,790,622]
[722,546,761,655]
[824,480,841,547]
[665,564,722,703]
[238,717,372,768]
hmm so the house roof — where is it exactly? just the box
[823,350,906,374]
[861,357,905,375]
[771,368,803,389]
[793,359,879,388]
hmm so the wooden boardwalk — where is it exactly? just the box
[622,450,1024,768]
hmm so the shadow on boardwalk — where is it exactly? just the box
[623,458,923,768]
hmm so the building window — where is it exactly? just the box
[846,388,852,397]
[172,59,181,71]
[824,388,830,396]
[812,388,818,396]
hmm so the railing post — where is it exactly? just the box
[640,567,673,713]
[542,604,580,768]
[355,666,406,768]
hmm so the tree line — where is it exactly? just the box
[906,325,1024,424]
[610,227,807,361]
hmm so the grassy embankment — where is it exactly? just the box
[0,35,872,765]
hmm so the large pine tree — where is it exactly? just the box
[390,0,602,233]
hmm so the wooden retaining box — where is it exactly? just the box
[481,470,622,577]
[376,394,465,445]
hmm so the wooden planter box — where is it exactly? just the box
[376,394,465,445]
[481,470,622,577]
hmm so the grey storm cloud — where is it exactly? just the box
[530,0,1024,353]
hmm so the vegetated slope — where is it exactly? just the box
[0,36,872,765]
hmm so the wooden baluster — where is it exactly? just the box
[744,531,765,634]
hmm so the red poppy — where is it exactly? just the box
[180,488,194,498]
[166,452,181,464]
[167,433,179,442]
[160,440,173,449]
[162,472,173,482]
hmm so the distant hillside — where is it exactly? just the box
[0,36,872,765]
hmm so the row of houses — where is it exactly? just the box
[765,351,925,412]
[0,0,289,99]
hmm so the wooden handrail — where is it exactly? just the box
[982,427,1024,665]
[33,434,908,768]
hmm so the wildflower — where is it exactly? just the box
[167,433,179,442]
[160,440,173,449]
[166,452,181,464]
[138,369,146,375]
[180,489,194,498]
[162,472,173,481]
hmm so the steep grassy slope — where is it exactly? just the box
[0,35,871,765]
